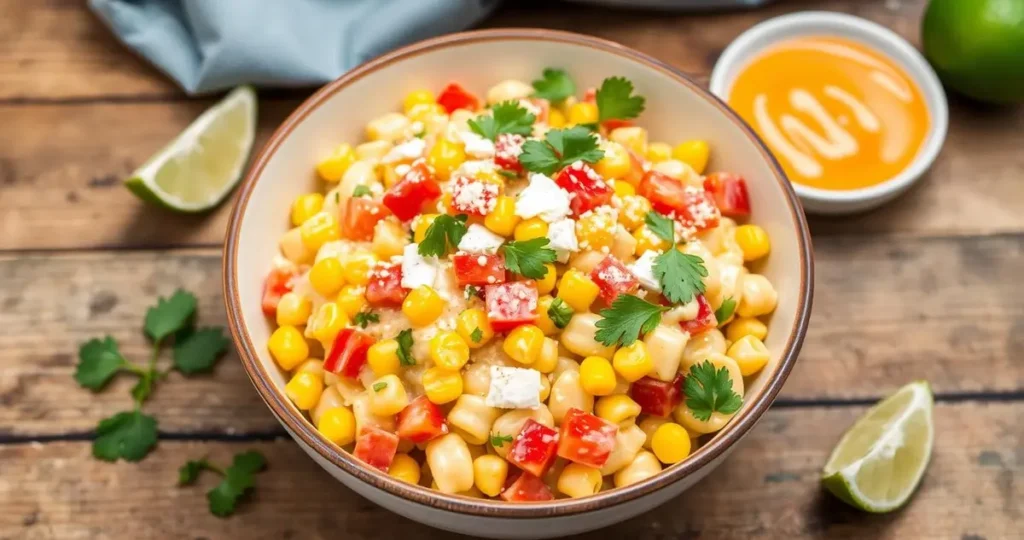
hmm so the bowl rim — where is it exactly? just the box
[708,11,949,208]
[223,27,814,519]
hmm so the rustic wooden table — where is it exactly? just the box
[2,1,1021,538]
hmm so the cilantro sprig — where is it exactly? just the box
[653,250,708,305]
[596,76,646,122]
[490,433,514,447]
[353,310,379,329]
[595,294,668,347]
[645,211,676,244]
[352,185,372,198]
[178,450,267,517]
[396,329,415,366]
[547,298,574,329]
[683,360,743,421]
[518,126,605,175]
[503,238,557,279]
[470,327,484,343]
[531,68,576,102]
[418,214,468,257]
[714,297,737,325]
[468,100,536,141]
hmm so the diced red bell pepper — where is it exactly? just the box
[638,170,720,232]
[703,172,752,219]
[554,162,613,216]
[630,374,683,417]
[506,419,559,478]
[261,267,297,317]
[436,82,480,114]
[383,161,442,221]
[494,133,526,173]
[323,328,375,379]
[556,408,619,468]
[450,175,499,216]
[396,396,449,443]
[590,255,639,304]
[678,294,717,335]
[500,470,554,502]
[365,263,406,307]
[453,252,506,287]
[353,426,399,472]
[484,281,538,332]
[343,196,389,241]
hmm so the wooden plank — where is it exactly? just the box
[2,235,1021,435]
[1,403,1019,539]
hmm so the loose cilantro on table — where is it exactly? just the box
[531,68,576,102]
[714,297,737,325]
[353,310,379,329]
[418,214,468,257]
[547,297,574,329]
[352,185,372,198]
[518,126,605,175]
[594,294,668,347]
[489,433,514,447]
[396,329,415,366]
[503,238,557,279]
[470,327,483,343]
[179,450,267,517]
[653,250,708,305]
[645,211,676,244]
[93,410,158,462]
[596,76,646,122]
[683,360,743,421]
[173,328,231,375]
[468,100,535,141]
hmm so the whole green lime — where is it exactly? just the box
[922,0,1024,104]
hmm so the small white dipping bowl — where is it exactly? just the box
[709,11,949,215]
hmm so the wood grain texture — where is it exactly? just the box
[2,236,1020,436]
[1,403,1019,539]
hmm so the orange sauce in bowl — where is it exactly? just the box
[727,36,930,191]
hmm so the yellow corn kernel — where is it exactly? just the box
[285,370,324,410]
[651,422,691,464]
[557,463,603,498]
[372,219,409,259]
[612,341,654,383]
[455,308,494,349]
[672,140,710,174]
[503,324,545,365]
[316,143,356,182]
[368,374,410,416]
[726,317,768,343]
[609,126,648,156]
[473,454,509,497]
[547,108,567,128]
[576,210,616,252]
[514,217,549,242]
[611,179,636,198]
[734,225,771,262]
[646,142,672,163]
[727,335,771,376]
[275,292,312,327]
[402,285,446,327]
[403,89,436,113]
[534,264,557,295]
[568,102,598,125]
[557,270,600,312]
[268,325,309,370]
[291,193,324,226]
[595,394,642,427]
[534,337,559,374]
[484,195,520,237]
[595,141,632,180]
[317,406,356,445]
[430,331,471,371]
[579,356,616,396]
[339,251,378,286]
[336,285,367,318]
[427,138,466,181]
[413,213,439,243]
[535,295,559,336]
[309,302,349,346]
[632,224,671,256]
[309,257,346,297]
[367,339,401,376]
[389,453,421,483]
[407,102,446,123]
[618,195,652,231]
[422,367,463,405]
[300,212,340,252]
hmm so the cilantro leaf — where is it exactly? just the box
[490,433,513,447]
[518,126,605,175]
[353,311,379,329]
[92,410,158,462]
[207,450,266,517]
[372,381,387,392]
[468,100,536,141]
[178,459,212,486]
[503,238,557,279]
[714,297,737,325]
[464,285,479,299]
[470,327,483,343]
[498,169,519,179]
[653,250,708,305]
[596,76,646,122]
[547,298,574,329]
[594,295,667,347]
[645,211,675,244]
[172,327,230,375]
[418,214,468,257]
[144,289,197,342]
[75,336,127,390]
[352,185,372,198]
[396,329,415,367]
[683,360,743,421]
[531,68,576,102]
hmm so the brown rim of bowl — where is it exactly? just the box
[224,28,814,518]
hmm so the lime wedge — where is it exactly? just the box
[821,381,934,513]
[125,86,257,212]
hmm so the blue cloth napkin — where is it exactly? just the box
[89,0,501,95]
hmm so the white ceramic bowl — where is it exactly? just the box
[224,29,813,539]
[709,11,949,214]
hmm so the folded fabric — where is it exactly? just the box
[88,0,501,95]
